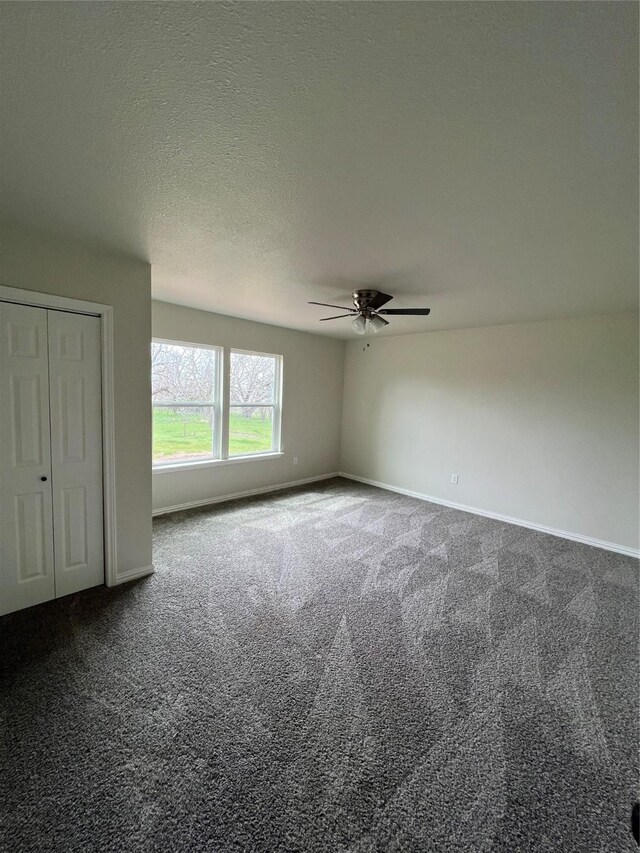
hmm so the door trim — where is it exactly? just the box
[0,285,117,586]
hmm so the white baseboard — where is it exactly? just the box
[152,472,340,517]
[112,564,155,586]
[338,472,640,559]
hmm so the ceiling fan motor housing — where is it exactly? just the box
[353,289,379,315]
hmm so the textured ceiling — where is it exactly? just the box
[1,2,637,338]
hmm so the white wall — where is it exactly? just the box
[0,220,153,578]
[152,301,344,512]
[341,313,639,553]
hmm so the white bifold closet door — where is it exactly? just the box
[0,302,103,616]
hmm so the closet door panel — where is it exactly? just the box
[48,311,104,597]
[0,302,55,615]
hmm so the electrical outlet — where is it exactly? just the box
[451,474,459,484]
[293,457,298,465]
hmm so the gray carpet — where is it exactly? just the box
[1,477,638,852]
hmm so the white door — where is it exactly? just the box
[0,303,104,616]
[0,302,56,615]
[48,310,103,598]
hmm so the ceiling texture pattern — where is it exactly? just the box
[1,2,637,337]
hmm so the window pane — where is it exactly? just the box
[229,406,273,456]
[153,406,214,464]
[152,342,216,403]
[230,352,276,405]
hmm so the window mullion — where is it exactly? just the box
[221,346,231,460]
[274,355,282,453]
[152,402,215,408]
[213,350,223,460]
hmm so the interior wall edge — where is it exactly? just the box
[111,565,155,587]
[152,472,340,517]
[339,472,640,559]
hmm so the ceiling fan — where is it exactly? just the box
[309,289,431,335]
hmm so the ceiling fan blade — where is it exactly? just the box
[319,314,354,320]
[364,291,393,311]
[377,308,431,315]
[308,301,353,311]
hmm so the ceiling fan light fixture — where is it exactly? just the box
[369,314,388,333]
[351,315,367,335]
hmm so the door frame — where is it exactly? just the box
[0,285,117,587]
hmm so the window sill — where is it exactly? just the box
[153,451,285,474]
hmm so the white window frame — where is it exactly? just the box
[152,341,284,473]
[152,338,223,469]
[228,348,283,458]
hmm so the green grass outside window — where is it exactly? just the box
[153,408,274,464]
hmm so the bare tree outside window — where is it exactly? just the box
[152,343,216,404]
[229,351,280,455]
[152,342,219,464]
[229,352,276,418]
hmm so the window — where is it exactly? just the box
[152,341,283,468]
[152,341,221,466]
[229,350,282,456]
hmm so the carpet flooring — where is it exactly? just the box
[1,477,638,852]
